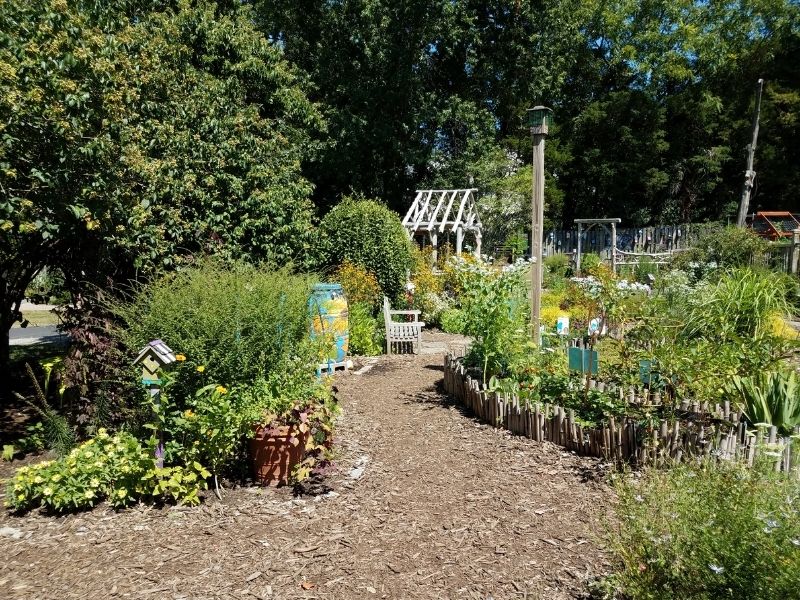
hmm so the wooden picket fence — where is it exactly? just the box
[444,353,800,476]
[543,223,714,259]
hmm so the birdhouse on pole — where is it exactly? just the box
[133,339,176,385]
[133,340,176,469]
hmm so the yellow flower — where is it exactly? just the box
[34,476,44,484]
[116,489,127,499]
[84,490,95,499]
[51,474,62,483]
[196,365,205,373]
[90,478,100,488]
[175,353,186,362]
[215,385,227,395]
[184,409,195,419]
[17,494,24,501]
[42,487,53,496]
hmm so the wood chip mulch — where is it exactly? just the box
[0,338,614,599]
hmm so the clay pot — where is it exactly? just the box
[250,424,309,486]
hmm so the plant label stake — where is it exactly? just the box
[556,316,570,335]
[133,339,176,468]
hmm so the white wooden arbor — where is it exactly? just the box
[402,189,482,260]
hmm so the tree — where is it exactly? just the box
[0,0,323,392]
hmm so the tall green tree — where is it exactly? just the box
[0,0,323,390]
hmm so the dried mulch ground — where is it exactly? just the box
[0,334,613,599]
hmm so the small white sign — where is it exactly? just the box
[556,316,570,336]
[588,318,606,336]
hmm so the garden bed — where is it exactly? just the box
[444,353,799,475]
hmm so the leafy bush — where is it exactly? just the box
[409,247,447,325]
[456,258,529,382]
[13,361,75,456]
[6,430,209,512]
[606,461,800,599]
[683,268,794,340]
[333,260,382,312]
[318,197,414,300]
[671,226,769,272]
[440,308,466,334]
[347,302,383,355]
[543,253,570,277]
[634,255,658,284]
[111,262,315,398]
[725,371,800,434]
[579,252,603,275]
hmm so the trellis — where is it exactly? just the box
[402,189,482,260]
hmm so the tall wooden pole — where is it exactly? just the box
[531,132,546,345]
[736,78,764,227]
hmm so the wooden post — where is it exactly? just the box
[531,130,546,346]
[576,222,582,275]
[456,226,464,255]
[474,231,482,259]
[611,222,617,275]
[429,231,438,265]
[736,79,765,227]
[791,229,800,275]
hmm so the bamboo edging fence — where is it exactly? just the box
[444,353,800,477]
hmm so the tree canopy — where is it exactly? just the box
[1,0,799,387]
[0,0,322,381]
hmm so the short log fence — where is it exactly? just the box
[444,353,799,476]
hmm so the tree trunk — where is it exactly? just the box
[0,323,11,402]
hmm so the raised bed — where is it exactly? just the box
[444,353,799,476]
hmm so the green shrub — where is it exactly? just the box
[440,308,466,334]
[683,268,793,340]
[347,302,383,355]
[318,197,413,300]
[333,260,382,312]
[111,261,316,397]
[606,461,800,599]
[579,252,603,275]
[6,430,209,512]
[543,253,570,290]
[671,226,769,272]
[543,253,570,277]
[634,255,658,284]
[456,259,529,382]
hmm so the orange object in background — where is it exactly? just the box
[748,212,800,240]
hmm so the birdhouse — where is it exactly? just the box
[527,106,553,135]
[133,339,176,384]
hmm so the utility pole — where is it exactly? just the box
[527,106,552,346]
[736,79,765,227]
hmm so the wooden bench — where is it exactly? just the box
[383,296,425,355]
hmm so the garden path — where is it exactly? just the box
[0,332,612,600]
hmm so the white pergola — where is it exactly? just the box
[401,189,482,260]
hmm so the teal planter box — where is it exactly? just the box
[568,347,598,375]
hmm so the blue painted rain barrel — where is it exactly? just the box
[308,283,349,363]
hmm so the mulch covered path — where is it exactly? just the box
[0,335,613,599]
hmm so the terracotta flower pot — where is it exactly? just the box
[250,424,309,486]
